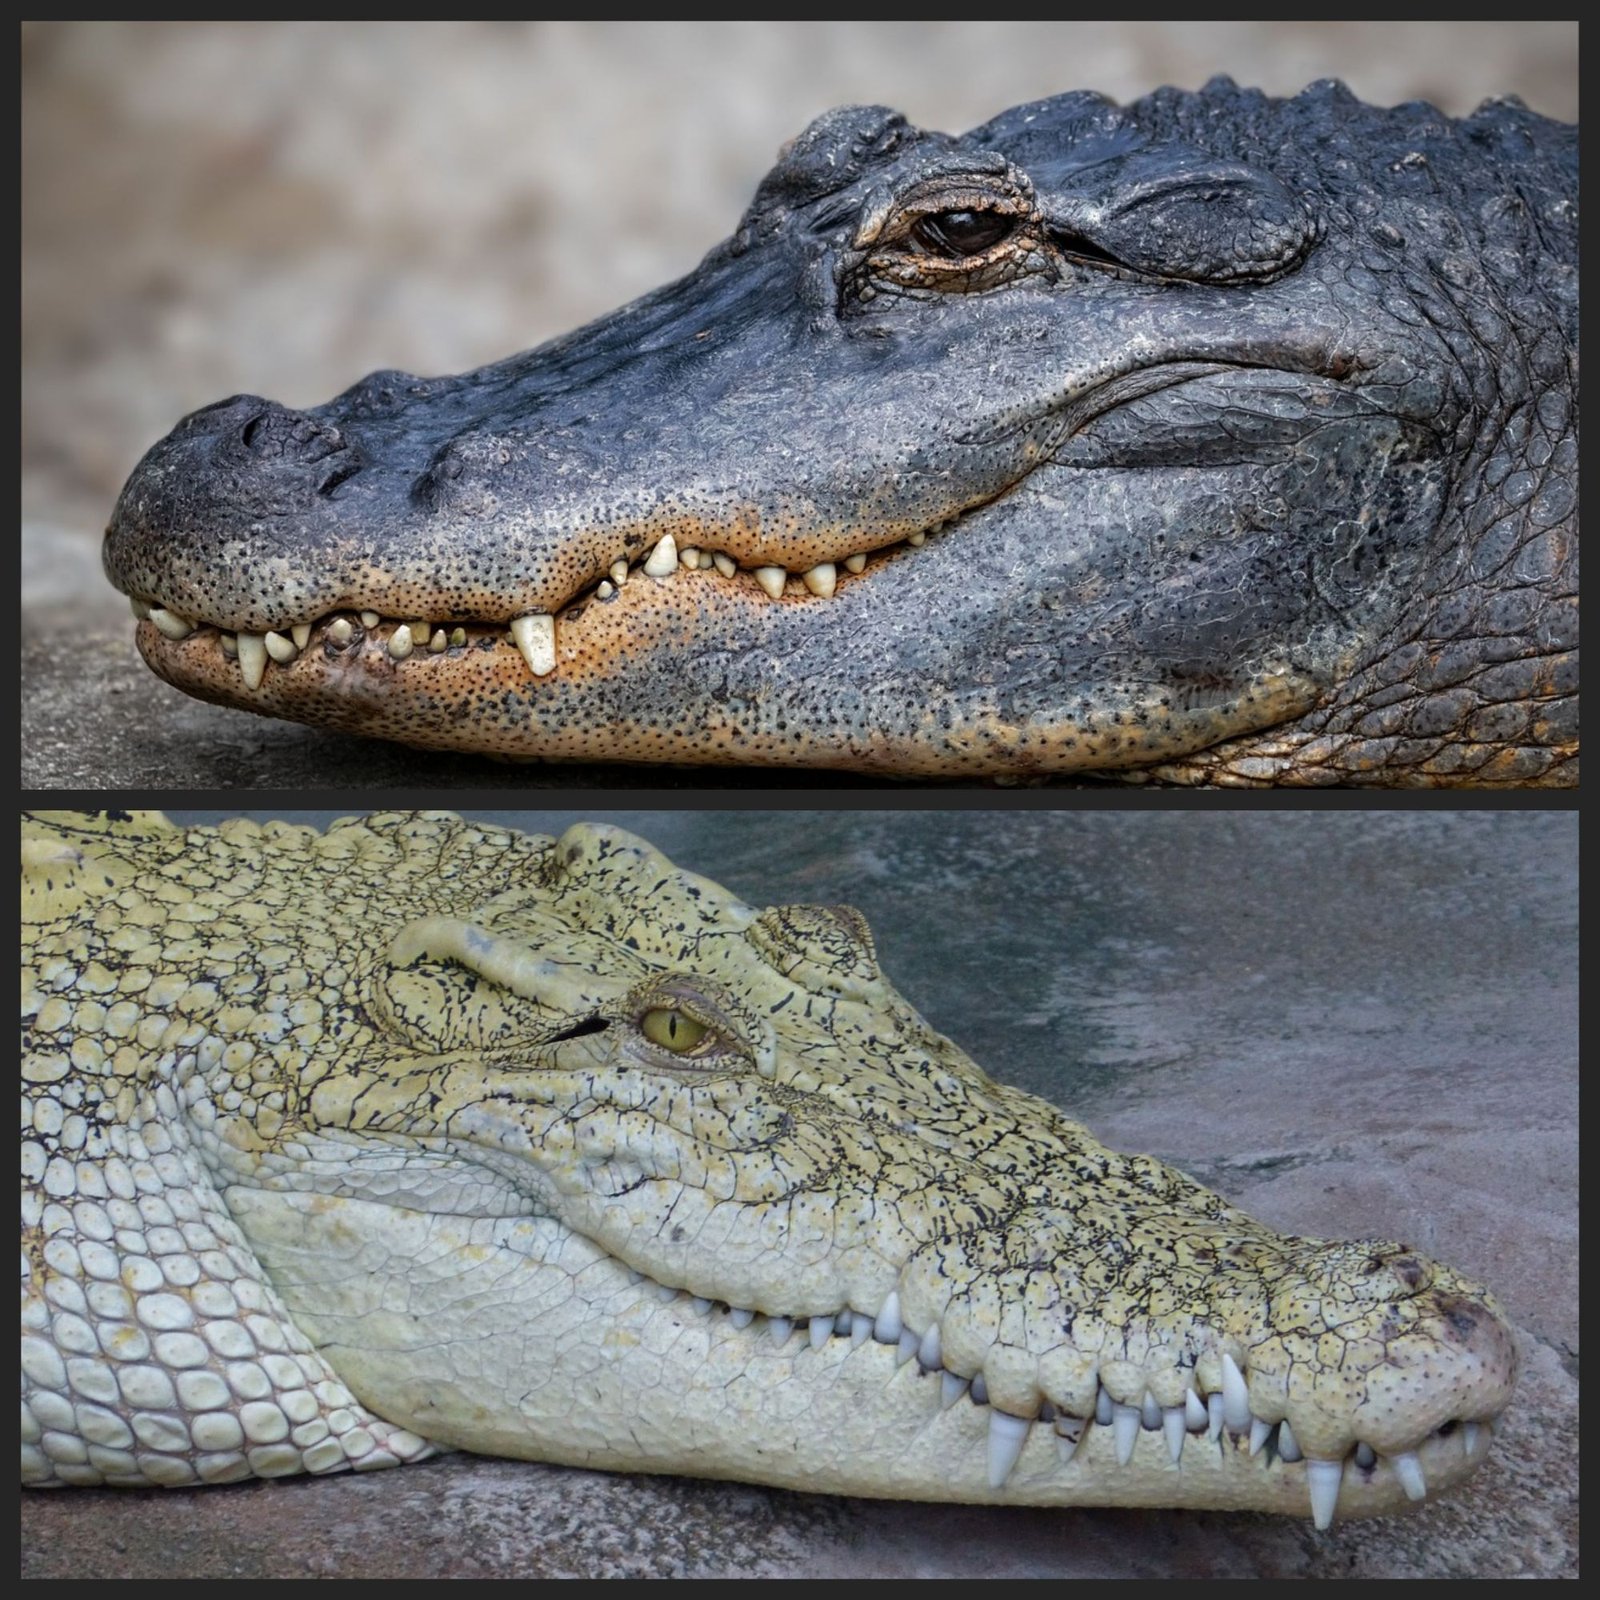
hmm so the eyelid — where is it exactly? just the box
[853,161,1035,251]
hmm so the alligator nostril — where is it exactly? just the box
[241,413,267,449]
[317,461,362,497]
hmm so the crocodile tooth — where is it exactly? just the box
[680,546,701,570]
[969,1372,989,1406]
[873,1290,902,1344]
[129,597,151,620]
[712,551,737,578]
[728,1307,755,1330]
[642,534,679,577]
[940,1372,968,1409]
[655,1283,677,1303]
[1096,1386,1114,1427]
[917,1323,942,1371]
[509,614,556,677]
[1392,1451,1427,1501]
[1112,1402,1140,1466]
[149,607,195,640]
[691,1296,712,1314]
[1140,1392,1161,1431]
[844,552,867,574]
[387,625,414,661]
[596,581,615,601]
[895,1327,919,1367]
[1220,1352,1251,1432]
[802,562,837,598]
[237,633,267,690]
[1163,1407,1186,1463]
[449,626,467,647]
[1354,1441,1377,1468]
[359,610,380,628]
[290,623,313,650]
[753,565,787,599]
[627,1270,644,1285]
[1306,1458,1344,1530]
[219,633,239,658]
[769,1317,793,1345]
[428,628,448,653]
[987,1411,1031,1489]
[1184,1388,1208,1431]
[610,559,629,587]
[1462,1422,1481,1455]
[1249,1418,1273,1457]
[850,1312,872,1349]
[808,1314,834,1349]
[408,622,431,645]
[326,617,354,647]
[1207,1392,1225,1441]
[1055,1415,1086,1463]
[265,629,299,664]
[1278,1418,1303,1462]
[907,530,927,547]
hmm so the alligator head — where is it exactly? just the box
[22,812,1515,1519]
[102,80,1577,785]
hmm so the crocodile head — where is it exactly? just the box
[101,79,1577,785]
[22,812,1515,1519]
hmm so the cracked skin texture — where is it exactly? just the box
[103,79,1578,786]
[21,812,1515,1522]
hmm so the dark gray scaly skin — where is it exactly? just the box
[104,79,1578,784]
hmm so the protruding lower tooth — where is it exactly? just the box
[770,1317,793,1345]
[918,1323,942,1370]
[265,629,300,664]
[941,1372,969,1410]
[728,1307,755,1330]
[1096,1387,1114,1427]
[1249,1418,1273,1457]
[149,608,195,641]
[1462,1422,1481,1455]
[1055,1415,1085,1463]
[834,1310,851,1337]
[850,1311,871,1349]
[408,622,430,645]
[327,618,354,647]
[237,633,267,689]
[1354,1442,1377,1469]
[987,1411,1031,1489]
[449,626,467,648]
[1221,1352,1251,1432]
[509,614,556,677]
[290,623,313,650]
[808,1315,834,1349]
[1163,1407,1186,1463]
[1278,1418,1303,1463]
[712,551,737,578]
[1392,1451,1427,1502]
[873,1291,902,1345]
[895,1327,919,1367]
[1140,1392,1161,1431]
[1112,1402,1140,1466]
[680,546,701,570]
[1306,1458,1344,1531]
[610,559,629,587]
[596,581,615,600]
[691,1297,712,1314]
[803,562,836,598]
[219,634,238,658]
[969,1373,989,1407]
[843,552,867,574]
[429,628,448,652]
[1208,1393,1224,1441]
[1185,1389,1208,1431]
[655,1284,676,1303]
[359,611,380,628]
[387,625,413,661]
[907,530,926,547]
[129,598,151,620]
[643,534,679,577]
[753,566,787,599]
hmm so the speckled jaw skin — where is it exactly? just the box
[103,80,1577,785]
[22,812,1515,1523]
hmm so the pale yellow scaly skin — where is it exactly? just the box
[20,811,1515,1524]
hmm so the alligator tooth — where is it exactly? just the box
[655,1283,677,1303]
[907,530,927,547]
[850,1312,872,1349]
[895,1327,919,1367]
[1096,1386,1114,1427]
[1055,1415,1086,1463]
[691,1297,712,1314]
[360,611,380,628]
[987,1412,1031,1489]
[387,625,414,661]
[1277,1418,1303,1463]
[1392,1451,1427,1502]
[802,562,837,598]
[918,1323,942,1370]
[728,1307,755,1330]
[769,1317,793,1345]
[148,607,195,641]
[969,1373,989,1407]
[237,633,268,690]
[219,633,239,658]
[290,623,313,651]
[1220,1352,1251,1432]
[1163,1407,1187,1463]
[940,1373,969,1410]
[843,552,867,574]
[1462,1422,1481,1455]
[808,1314,834,1349]
[873,1291,902,1344]
[1306,1458,1344,1531]
[1112,1402,1140,1466]
[1354,1441,1376,1469]
[509,614,556,677]
[429,628,448,653]
[1185,1388,1208,1431]
[129,597,151,620]
[326,617,354,647]
[1208,1393,1225,1441]
[265,629,300,664]
[610,559,629,587]
[680,546,701,570]
[712,551,737,578]
[1249,1418,1273,1457]
[642,534,679,578]
[1140,1392,1161,1431]
[753,565,787,599]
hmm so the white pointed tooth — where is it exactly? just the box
[596,581,615,601]
[808,1314,835,1349]
[691,1297,712,1314]
[679,546,701,570]
[290,622,313,650]
[987,1412,1031,1490]
[770,1317,793,1345]
[1306,1458,1344,1531]
[895,1327,919,1367]
[1392,1451,1427,1502]
[359,610,381,628]
[1354,1441,1376,1468]
[655,1284,676,1303]
[833,1310,851,1336]
[969,1373,989,1407]
[843,552,867,574]
[940,1373,969,1410]
[728,1307,755,1330]
[1185,1389,1208,1431]
[148,607,195,640]
[850,1311,872,1349]
[712,551,737,578]
[387,625,413,661]
[129,597,151,620]
[1140,1392,1161,1430]
[753,565,787,599]
[326,617,353,646]
[265,629,300,663]
[802,562,837,598]
[429,628,448,652]
[237,632,267,690]
[1055,1416,1085,1463]
[509,614,556,677]
[1096,1387,1114,1427]
[1112,1402,1140,1466]
[1207,1392,1225,1441]
[1278,1418,1303,1463]
[873,1291,902,1344]
[1462,1422,1481,1455]
[642,534,679,577]
[918,1323,942,1370]
[1249,1418,1273,1457]
[610,559,630,587]
[219,633,238,658]
[907,530,927,547]
[1163,1407,1186,1463]
[1221,1353,1251,1432]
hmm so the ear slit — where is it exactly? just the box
[548,1016,610,1043]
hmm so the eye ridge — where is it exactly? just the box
[910,209,1017,258]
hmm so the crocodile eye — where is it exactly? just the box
[640,1008,708,1053]
[911,209,1016,257]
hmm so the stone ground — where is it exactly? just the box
[18,20,1578,790]
[19,812,1578,1577]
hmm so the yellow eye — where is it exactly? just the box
[640,1008,708,1053]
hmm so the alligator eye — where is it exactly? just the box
[640,1008,708,1053]
[911,209,1016,257]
